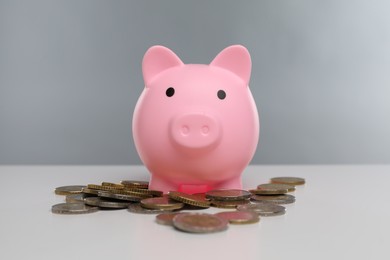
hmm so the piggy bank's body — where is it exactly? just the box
[133,45,259,194]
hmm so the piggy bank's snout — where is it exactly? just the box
[170,113,221,150]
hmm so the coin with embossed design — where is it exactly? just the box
[51,203,98,214]
[251,194,295,204]
[237,202,286,216]
[128,203,174,214]
[98,190,143,202]
[121,180,149,189]
[168,191,210,208]
[65,193,88,203]
[205,189,251,201]
[215,211,260,224]
[141,196,184,210]
[55,185,86,195]
[172,213,228,233]
[270,177,305,186]
[156,213,183,226]
[210,199,250,209]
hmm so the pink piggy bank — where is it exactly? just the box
[133,45,259,194]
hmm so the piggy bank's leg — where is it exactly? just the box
[213,176,243,190]
[149,175,178,194]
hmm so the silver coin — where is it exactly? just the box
[172,213,229,233]
[84,197,102,207]
[55,185,86,195]
[250,194,295,205]
[85,197,130,209]
[98,190,143,202]
[237,202,286,216]
[128,203,174,214]
[51,203,99,214]
[205,189,251,201]
[65,193,88,203]
[214,211,260,224]
[98,199,130,209]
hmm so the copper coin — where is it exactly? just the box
[141,196,184,210]
[156,213,183,226]
[210,199,250,209]
[205,189,251,201]
[168,191,210,208]
[215,211,260,224]
[172,213,228,233]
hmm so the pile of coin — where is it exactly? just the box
[52,177,305,234]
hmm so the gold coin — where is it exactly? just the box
[168,191,210,208]
[121,180,149,189]
[205,189,252,201]
[109,188,153,198]
[101,182,125,189]
[98,190,144,202]
[210,199,250,209]
[140,196,184,210]
[270,177,305,185]
[82,187,100,195]
[123,187,163,197]
[54,185,86,195]
[128,203,174,214]
[215,211,260,224]
[87,184,119,192]
[250,183,295,195]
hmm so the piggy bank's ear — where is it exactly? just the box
[142,46,184,86]
[210,45,251,85]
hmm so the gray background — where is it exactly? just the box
[1,0,389,164]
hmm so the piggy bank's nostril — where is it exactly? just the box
[181,125,190,135]
[170,113,221,150]
[201,125,209,135]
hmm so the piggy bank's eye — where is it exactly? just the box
[166,87,175,97]
[217,90,226,100]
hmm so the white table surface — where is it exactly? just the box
[0,165,389,260]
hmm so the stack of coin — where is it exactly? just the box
[52,180,159,213]
[205,189,251,209]
[52,177,305,234]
